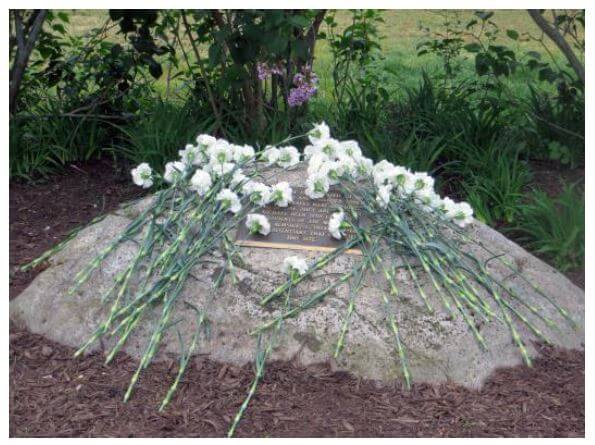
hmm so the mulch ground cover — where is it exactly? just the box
[9,159,585,437]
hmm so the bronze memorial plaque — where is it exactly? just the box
[235,186,362,254]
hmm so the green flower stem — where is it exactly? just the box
[259,237,362,306]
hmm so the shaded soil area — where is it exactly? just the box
[9,160,585,437]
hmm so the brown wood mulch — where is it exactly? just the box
[9,159,585,437]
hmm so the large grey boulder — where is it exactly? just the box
[10,166,584,389]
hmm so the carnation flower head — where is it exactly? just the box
[317,138,341,158]
[319,161,344,185]
[230,169,247,189]
[163,161,186,184]
[208,140,234,164]
[305,172,330,199]
[189,169,212,196]
[328,209,347,240]
[244,181,271,207]
[276,146,300,169]
[283,256,308,277]
[216,189,242,213]
[411,172,435,195]
[304,144,322,161]
[262,146,280,166]
[307,152,330,176]
[415,189,441,212]
[339,140,362,159]
[196,134,217,151]
[308,122,330,144]
[208,161,235,178]
[270,181,293,207]
[246,213,271,236]
[233,144,255,164]
[336,154,357,179]
[354,156,374,179]
[448,201,474,228]
[131,163,153,188]
[438,197,456,215]
[179,144,205,166]
[376,184,392,209]
[372,160,396,186]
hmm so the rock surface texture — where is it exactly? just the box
[10,166,585,389]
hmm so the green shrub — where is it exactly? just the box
[113,101,217,170]
[511,183,584,271]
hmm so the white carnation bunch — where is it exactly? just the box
[301,122,475,229]
[131,163,153,188]
[245,213,271,236]
[282,255,308,276]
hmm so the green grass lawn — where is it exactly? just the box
[59,9,575,101]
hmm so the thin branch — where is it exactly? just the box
[528,9,584,85]
[10,9,48,113]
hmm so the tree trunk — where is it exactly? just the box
[528,9,585,85]
[10,9,48,113]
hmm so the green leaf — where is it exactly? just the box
[464,42,482,53]
[147,58,163,79]
[506,29,519,40]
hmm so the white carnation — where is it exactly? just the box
[246,213,271,236]
[262,146,280,166]
[354,156,374,179]
[317,138,341,159]
[307,152,330,176]
[305,172,330,199]
[415,189,441,212]
[216,188,242,213]
[208,139,234,164]
[196,134,217,150]
[270,181,293,207]
[189,169,212,196]
[372,160,396,186]
[277,146,300,169]
[283,256,308,276]
[411,172,435,195]
[304,144,322,161]
[319,161,343,185]
[245,182,271,207]
[179,144,205,166]
[376,184,392,209]
[233,144,255,163]
[163,161,186,184]
[339,140,362,159]
[336,154,357,178]
[131,162,153,188]
[328,209,346,240]
[230,169,247,189]
[208,161,235,178]
[308,122,330,144]
[448,201,474,228]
